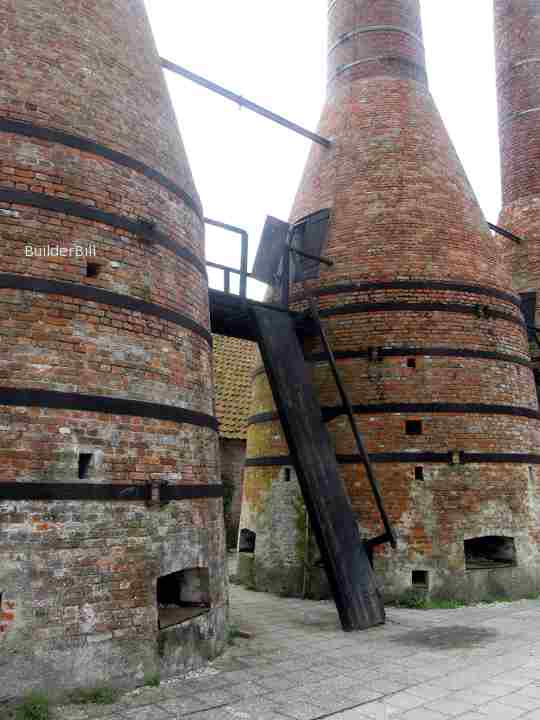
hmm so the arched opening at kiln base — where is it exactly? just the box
[464,536,516,570]
[157,568,210,630]
[239,528,256,553]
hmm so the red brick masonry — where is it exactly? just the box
[0,0,226,698]
[242,0,540,602]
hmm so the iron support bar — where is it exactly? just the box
[488,222,524,245]
[161,58,332,149]
[0,483,224,502]
[0,274,212,343]
[245,452,540,467]
[0,117,203,219]
[289,247,334,267]
[293,279,521,308]
[204,217,249,298]
[0,387,218,429]
[308,298,397,549]
[206,260,252,277]
[0,188,206,276]
[280,227,292,308]
[364,532,393,554]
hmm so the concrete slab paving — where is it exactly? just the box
[24,585,540,720]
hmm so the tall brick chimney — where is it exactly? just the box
[495,0,540,372]
[239,0,540,602]
[0,0,226,697]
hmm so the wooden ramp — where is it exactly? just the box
[250,305,386,631]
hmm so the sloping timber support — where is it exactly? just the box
[249,305,385,631]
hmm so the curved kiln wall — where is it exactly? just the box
[0,0,226,698]
[240,0,540,602]
[496,0,540,366]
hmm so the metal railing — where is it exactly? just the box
[204,218,249,298]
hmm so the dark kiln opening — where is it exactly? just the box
[78,453,93,480]
[465,536,516,570]
[157,568,210,630]
[412,570,429,587]
[239,528,256,553]
[406,420,423,436]
[86,262,100,278]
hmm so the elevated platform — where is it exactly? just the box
[209,289,311,341]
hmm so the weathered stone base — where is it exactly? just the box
[0,605,227,702]
[380,563,540,605]
[0,497,228,702]
[236,552,330,600]
[239,543,540,608]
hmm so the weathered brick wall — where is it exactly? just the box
[0,0,227,699]
[220,437,246,546]
[496,0,540,362]
[242,0,540,602]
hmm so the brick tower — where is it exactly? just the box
[0,0,226,698]
[495,0,540,376]
[239,0,540,602]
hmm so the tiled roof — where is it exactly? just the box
[213,335,258,440]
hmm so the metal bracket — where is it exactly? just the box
[145,480,171,507]
[0,482,223,502]
[364,531,395,553]
[488,222,524,245]
[475,304,491,319]
[289,246,334,267]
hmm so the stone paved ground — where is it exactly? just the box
[51,585,540,720]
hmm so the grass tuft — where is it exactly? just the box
[67,686,117,705]
[14,693,51,720]
[143,673,161,688]
[227,622,242,645]
[391,589,525,610]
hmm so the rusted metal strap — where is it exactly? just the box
[0,482,224,502]
[0,117,203,219]
[248,403,540,426]
[0,274,212,344]
[246,452,540,467]
[0,188,206,276]
[0,387,219,429]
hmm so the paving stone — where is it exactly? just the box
[422,696,476,716]
[405,684,452,701]
[157,697,210,715]
[475,699,527,718]
[53,708,91,720]
[272,700,325,720]
[37,587,540,720]
[342,688,383,705]
[123,707,172,720]
[496,691,540,711]
[379,692,425,712]
[398,709,448,720]
[257,675,302,692]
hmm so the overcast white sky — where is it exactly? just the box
[144,1,500,299]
